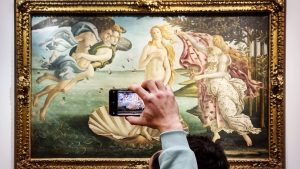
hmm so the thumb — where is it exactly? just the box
[125,116,144,126]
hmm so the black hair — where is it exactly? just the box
[187,135,229,169]
[150,135,229,169]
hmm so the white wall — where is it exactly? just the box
[285,1,300,168]
[0,0,299,168]
[0,0,14,168]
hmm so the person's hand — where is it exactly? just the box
[189,70,203,81]
[175,30,187,39]
[125,80,183,133]
[189,71,196,80]
[72,53,80,59]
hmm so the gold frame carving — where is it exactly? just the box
[15,0,285,168]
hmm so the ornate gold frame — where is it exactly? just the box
[15,0,285,168]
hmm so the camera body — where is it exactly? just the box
[109,89,144,116]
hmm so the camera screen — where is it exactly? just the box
[117,91,144,115]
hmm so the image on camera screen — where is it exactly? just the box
[117,91,144,115]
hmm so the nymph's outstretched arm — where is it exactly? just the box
[176,31,208,54]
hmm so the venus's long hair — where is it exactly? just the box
[148,24,176,85]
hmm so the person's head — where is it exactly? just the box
[149,135,229,169]
[149,150,162,169]
[212,34,249,68]
[99,28,113,44]
[150,24,174,42]
[109,24,125,46]
[213,35,229,52]
[92,17,115,43]
[208,46,223,56]
[150,26,163,41]
[187,135,229,169]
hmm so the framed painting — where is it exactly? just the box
[15,0,285,168]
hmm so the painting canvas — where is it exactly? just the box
[31,15,268,158]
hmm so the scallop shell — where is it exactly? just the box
[88,106,160,144]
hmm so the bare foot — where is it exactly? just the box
[36,73,48,84]
[212,132,221,142]
[242,134,253,146]
[32,94,39,107]
[39,108,46,121]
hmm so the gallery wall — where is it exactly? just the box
[1,0,299,168]
[0,0,14,169]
